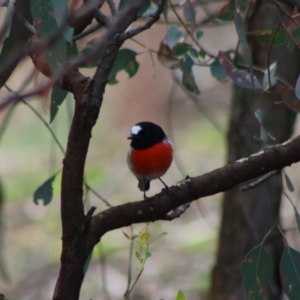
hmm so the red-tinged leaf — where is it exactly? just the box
[280,245,300,300]
[241,245,273,300]
[217,51,262,89]
[122,231,131,240]
[31,0,67,73]
[295,74,300,99]
[217,0,234,21]
[182,71,200,95]
[157,41,179,70]
[183,1,196,25]
[123,57,139,78]
[250,28,288,46]
[292,27,300,44]
[80,39,101,68]
[287,7,300,32]
[108,49,139,84]
[280,86,300,112]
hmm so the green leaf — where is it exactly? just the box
[179,54,194,73]
[145,251,152,258]
[135,251,141,261]
[31,0,67,73]
[0,294,8,300]
[33,174,56,206]
[176,290,187,300]
[50,0,73,43]
[241,245,273,300]
[173,43,191,56]
[196,30,204,40]
[217,1,234,21]
[283,171,294,192]
[210,59,227,80]
[182,71,200,95]
[108,49,139,84]
[251,27,288,46]
[188,47,198,58]
[280,245,300,300]
[50,85,68,123]
[294,208,300,234]
[166,25,183,49]
[0,12,30,88]
[80,39,101,68]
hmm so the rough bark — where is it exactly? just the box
[209,1,300,300]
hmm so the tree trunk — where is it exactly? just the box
[209,1,300,299]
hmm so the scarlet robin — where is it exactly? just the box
[127,121,173,200]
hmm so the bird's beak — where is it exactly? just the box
[127,135,134,140]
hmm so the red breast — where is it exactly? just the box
[128,140,173,179]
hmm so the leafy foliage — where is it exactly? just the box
[33,174,57,206]
[241,245,273,300]
[280,245,300,300]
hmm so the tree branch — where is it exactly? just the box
[119,0,167,41]
[85,136,300,253]
[53,2,150,300]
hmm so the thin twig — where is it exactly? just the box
[119,0,167,41]
[73,23,103,41]
[93,9,109,26]
[168,0,215,59]
[106,0,117,15]
[241,170,280,191]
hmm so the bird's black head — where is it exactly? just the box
[128,122,167,150]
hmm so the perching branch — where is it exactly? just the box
[85,136,300,254]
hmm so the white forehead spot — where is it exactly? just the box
[131,125,142,135]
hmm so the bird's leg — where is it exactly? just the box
[159,178,174,201]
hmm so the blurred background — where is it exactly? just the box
[0,1,300,299]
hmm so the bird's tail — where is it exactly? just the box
[138,179,150,192]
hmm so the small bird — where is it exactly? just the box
[127,121,173,200]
